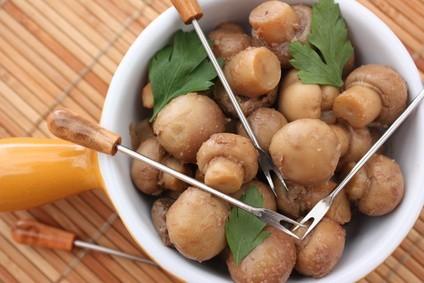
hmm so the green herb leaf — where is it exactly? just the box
[289,0,354,87]
[225,186,271,265]
[148,30,218,120]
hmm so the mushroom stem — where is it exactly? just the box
[333,85,382,128]
[204,157,244,194]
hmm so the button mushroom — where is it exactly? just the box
[209,22,251,60]
[295,217,346,278]
[141,82,154,109]
[224,47,281,98]
[333,64,408,128]
[278,70,340,122]
[213,81,278,118]
[151,197,174,247]
[129,118,154,149]
[269,119,341,185]
[166,187,229,262]
[343,154,405,216]
[275,180,351,225]
[153,93,226,163]
[227,226,296,283]
[131,137,191,195]
[231,180,277,211]
[197,133,258,194]
[236,107,287,151]
[250,1,312,67]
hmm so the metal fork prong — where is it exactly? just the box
[299,218,322,240]
[271,223,301,240]
[261,209,306,227]
[272,167,289,192]
[263,170,278,198]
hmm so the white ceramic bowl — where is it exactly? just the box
[100,0,424,282]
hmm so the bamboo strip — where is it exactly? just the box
[403,0,424,18]
[401,237,424,265]
[0,111,27,136]
[65,196,175,283]
[0,126,10,138]
[4,213,88,283]
[357,0,422,51]
[52,198,157,283]
[0,248,36,283]
[0,234,48,282]
[7,0,113,81]
[364,271,385,283]
[0,263,19,283]
[371,0,424,43]
[0,216,62,281]
[0,95,33,134]
[89,0,144,35]
[374,263,406,283]
[384,256,421,282]
[0,10,109,103]
[388,0,424,33]
[393,246,424,279]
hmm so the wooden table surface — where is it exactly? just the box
[0,0,423,282]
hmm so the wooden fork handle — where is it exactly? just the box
[47,108,121,155]
[171,0,203,24]
[12,219,76,251]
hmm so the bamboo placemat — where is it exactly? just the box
[0,0,423,282]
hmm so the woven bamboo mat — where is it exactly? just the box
[0,0,423,282]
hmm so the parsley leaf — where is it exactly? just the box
[148,30,218,120]
[289,0,353,87]
[225,186,271,265]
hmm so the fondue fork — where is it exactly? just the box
[294,88,424,239]
[170,0,289,196]
[46,108,304,239]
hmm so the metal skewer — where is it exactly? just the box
[171,0,289,196]
[12,219,158,266]
[46,108,304,239]
[295,88,424,239]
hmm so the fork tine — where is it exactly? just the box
[299,218,322,239]
[272,167,289,192]
[263,170,278,197]
[270,223,300,240]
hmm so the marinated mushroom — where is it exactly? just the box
[342,127,372,164]
[197,133,258,194]
[224,47,281,98]
[333,64,408,128]
[213,81,278,118]
[131,137,191,194]
[278,70,340,121]
[141,82,154,109]
[151,198,174,247]
[329,124,351,157]
[236,107,287,150]
[153,93,226,163]
[166,187,229,262]
[227,226,296,283]
[131,137,165,195]
[129,119,154,149]
[276,180,351,224]
[295,218,346,278]
[269,119,341,185]
[232,180,277,211]
[250,1,312,67]
[344,154,404,216]
[209,22,251,60]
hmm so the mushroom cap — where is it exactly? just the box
[345,64,408,126]
[236,107,288,150]
[295,218,346,278]
[213,81,278,118]
[251,5,312,66]
[359,154,405,216]
[151,197,174,247]
[130,137,165,195]
[269,119,341,185]
[153,93,226,163]
[341,127,372,164]
[232,180,277,211]
[197,133,259,183]
[166,187,229,262]
[227,226,296,283]
[209,22,251,60]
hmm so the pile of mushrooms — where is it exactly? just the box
[131,1,407,282]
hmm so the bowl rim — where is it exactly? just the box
[100,0,424,282]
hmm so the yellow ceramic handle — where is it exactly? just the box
[0,138,103,212]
